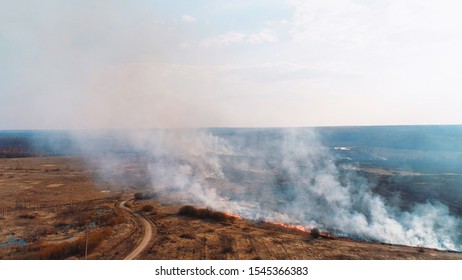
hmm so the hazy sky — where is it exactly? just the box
[1,0,462,129]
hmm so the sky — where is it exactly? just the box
[1,0,462,129]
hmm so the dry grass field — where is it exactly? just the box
[1,156,461,260]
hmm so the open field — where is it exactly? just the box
[1,156,462,260]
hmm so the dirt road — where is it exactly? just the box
[119,200,153,260]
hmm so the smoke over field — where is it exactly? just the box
[4,1,462,264]
[68,126,462,252]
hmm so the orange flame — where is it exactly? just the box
[266,221,310,233]
[224,212,336,239]
[224,212,243,219]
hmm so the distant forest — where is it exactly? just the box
[0,132,75,158]
[0,137,36,158]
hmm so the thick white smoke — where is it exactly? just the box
[142,129,235,208]
[271,129,461,251]
[78,127,461,251]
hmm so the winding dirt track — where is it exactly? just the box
[119,200,153,260]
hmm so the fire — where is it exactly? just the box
[267,221,310,233]
[268,222,336,239]
[224,212,244,219]
[223,212,336,239]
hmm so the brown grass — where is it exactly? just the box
[96,212,124,227]
[3,156,462,260]
[36,227,112,260]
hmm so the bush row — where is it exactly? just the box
[178,205,232,223]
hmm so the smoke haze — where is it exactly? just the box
[4,1,462,129]
[70,127,462,251]
[2,1,462,252]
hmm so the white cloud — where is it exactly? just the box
[287,0,462,50]
[201,29,278,47]
[223,61,355,83]
[264,19,289,26]
[387,0,462,37]
[287,0,370,47]
[201,31,246,47]
[181,15,196,22]
[247,29,278,44]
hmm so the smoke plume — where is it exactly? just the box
[73,127,461,251]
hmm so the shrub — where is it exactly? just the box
[141,205,154,212]
[179,233,195,239]
[178,205,196,216]
[17,214,36,219]
[221,235,235,255]
[26,226,56,242]
[310,228,320,238]
[178,205,231,222]
[54,221,69,228]
[97,212,124,226]
[222,246,234,254]
[73,212,93,228]
[134,192,144,200]
[143,192,158,200]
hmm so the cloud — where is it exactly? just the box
[287,0,462,50]
[264,19,289,26]
[200,31,247,47]
[287,0,370,47]
[247,29,278,44]
[201,29,278,47]
[181,15,196,22]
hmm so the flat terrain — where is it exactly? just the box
[1,156,461,260]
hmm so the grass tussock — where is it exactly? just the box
[96,212,125,227]
[141,204,154,213]
[17,213,36,219]
[178,205,233,223]
[179,233,195,240]
[220,235,235,254]
[134,192,145,200]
